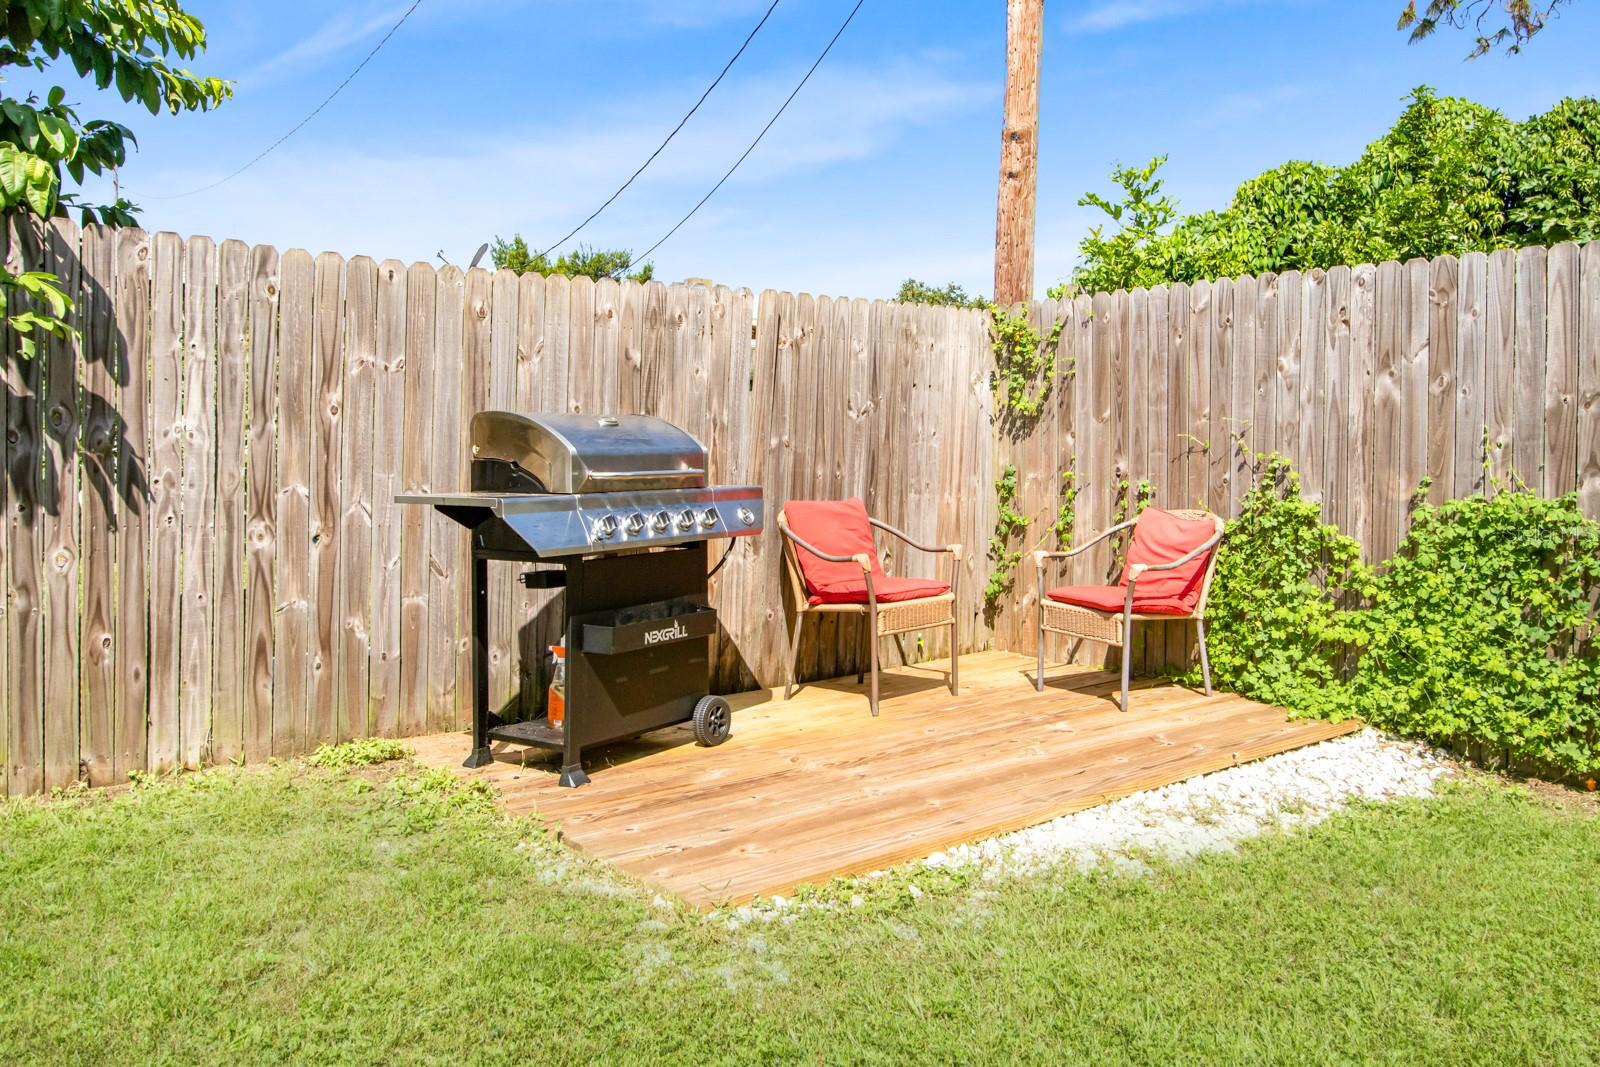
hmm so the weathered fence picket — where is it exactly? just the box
[1,216,1594,793]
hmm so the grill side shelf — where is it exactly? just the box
[581,605,718,655]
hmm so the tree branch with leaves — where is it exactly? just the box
[1397,0,1572,56]
[2,0,231,353]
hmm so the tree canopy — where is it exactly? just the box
[1398,0,1573,56]
[894,278,987,308]
[1062,88,1600,295]
[2,0,230,353]
[490,236,654,282]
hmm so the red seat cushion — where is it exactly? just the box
[1045,508,1217,617]
[1045,584,1196,616]
[809,574,951,607]
[784,498,951,606]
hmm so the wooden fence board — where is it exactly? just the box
[1206,276,1233,515]
[1399,259,1432,510]
[4,220,43,794]
[309,251,345,746]
[1298,269,1328,509]
[1274,270,1302,491]
[39,221,81,788]
[1485,248,1516,492]
[1228,274,1257,518]
[487,269,519,715]
[1184,280,1211,517]
[178,235,216,769]
[1580,241,1600,519]
[1454,251,1488,499]
[397,262,436,735]
[1513,246,1549,490]
[147,232,184,772]
[244,244,279,761]
[1545,242,1580,498]
[1321,267,1350,533]
[212,238,249,765]
[1427,255,1459,505]
[429,266,464,729]
[79,224,118,785]
[338,256,377,739]
[1347,264,1376,549]
[1371,261,1404,562]
[368,260,408,736]
[113,229,152,780]
[274,249,315,757]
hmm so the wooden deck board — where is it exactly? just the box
[408,651,1360,907]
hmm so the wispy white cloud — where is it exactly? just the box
[1191,81,1310,128]
[1071,0,1251,34]
[237,2,417,88]
[116,57,996,293]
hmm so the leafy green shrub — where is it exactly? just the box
[1349,491,1600,774]
[1192,455,1368,714]
[1201,456,1600,777]
[306,738,412,770]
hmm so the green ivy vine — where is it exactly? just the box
[982,305,1074,614]
[1192,452,1600,779]
[984,464,1028,610]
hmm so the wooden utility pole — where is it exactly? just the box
[994,0,1043,305]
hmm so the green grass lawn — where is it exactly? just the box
[3,758,1598,1066]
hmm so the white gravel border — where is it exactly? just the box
[714,728,1454,927]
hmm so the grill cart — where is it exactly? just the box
[398,411,763,787]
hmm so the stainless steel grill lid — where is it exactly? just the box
[471,411,707,494]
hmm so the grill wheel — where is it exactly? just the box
[691,695,732,747]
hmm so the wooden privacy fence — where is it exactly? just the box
[1,218,997,794]
[987,246,1600,666]
[2,217,1596,795]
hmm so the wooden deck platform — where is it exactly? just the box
[409,652,1360,907]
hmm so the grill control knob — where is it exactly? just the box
[650,510,671,532]
[699,507,719,528]
[592,514,619,540]
[623,512,646,536]
[675,509,696,531]
[736,506,757,527]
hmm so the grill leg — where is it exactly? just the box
[784,611,805,701]
[1196,616,1214,696]
[464,552,494,769]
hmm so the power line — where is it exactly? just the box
[144,0,426,200]
[635,0,866,264]
[538,0,782,258]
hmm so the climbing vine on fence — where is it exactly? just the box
[1195,452,1600,778]
[985,463,1028,611]
[982,305,1072,613]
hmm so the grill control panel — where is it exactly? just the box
[564,487,764,554]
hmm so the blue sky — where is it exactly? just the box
[28,0,1600,298]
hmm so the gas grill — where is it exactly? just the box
[398,411,763,787]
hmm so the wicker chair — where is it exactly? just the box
[778,499,962,717]
[1032,507,1224,712]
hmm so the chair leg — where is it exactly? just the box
[856,616,865,685]
[784,612,805,701]
[949,617,959,696]
[893,633,909,666]
[1035,625,1046,693]
[1066,637,1083,665]
[1196,616,1214,696]
[868,624,881,717]
[1120,616,1134,712]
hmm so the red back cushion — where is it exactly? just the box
[783,499,884,596]
[1122,508,1217,608]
